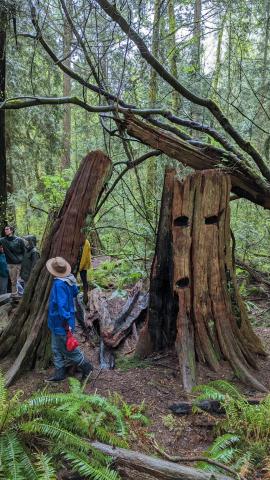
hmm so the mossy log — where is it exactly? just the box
[0,150,111,386]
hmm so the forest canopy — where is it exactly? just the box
[1,0,270,272]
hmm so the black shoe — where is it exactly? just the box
[65,364,78,376]
[45,367,66,382]
[80,358,93,380]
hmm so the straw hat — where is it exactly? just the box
[46,256,71,278]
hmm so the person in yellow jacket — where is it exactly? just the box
[78,239,91,305]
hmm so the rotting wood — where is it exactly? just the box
[121,115,270,209]
[0,151,112,386]
[88,285,148,350]
[91,441,234,480]
[138,168,267,392]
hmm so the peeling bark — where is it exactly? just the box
[0,151,111,386]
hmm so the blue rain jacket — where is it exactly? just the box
[0,253,9,278]
[48,278,78,335]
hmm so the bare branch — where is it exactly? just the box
[95,0,270,182]
[95,149,161,214]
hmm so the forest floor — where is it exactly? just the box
[1,263,270,479]
[2,326,270,480]
[2,326,270,479]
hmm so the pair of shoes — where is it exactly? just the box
[80,358,93,381]
[45,367,66,382]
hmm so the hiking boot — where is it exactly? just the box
[65,364,77,376]
[80,358,93,380]
[45,367,66,382]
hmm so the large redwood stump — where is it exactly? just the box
[142,169,267,392]
[0,151,111,385]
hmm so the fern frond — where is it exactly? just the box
[207,380,244,399]
[64,450,121,480]
[20,421,90,452]
[2,433,26,480]
[207,433,240,456]
[34,453,56,480]
[192,385,226,402]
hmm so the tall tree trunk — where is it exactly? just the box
[190,0,202,123]
[146,0,161,220]
[61,0,73,169]
[0,30,7,231]
[139,169,267,392]
[0,151,111,386]
[167,0,180,113]
[211,13,226,99]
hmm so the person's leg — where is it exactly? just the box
[46,333,66,382]
[79,269,88,304]
[0,276,8,295]
[64,343,93,380]
[8,264,18,293]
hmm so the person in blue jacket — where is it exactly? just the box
[46,256,93,382]
[0,242,9,295]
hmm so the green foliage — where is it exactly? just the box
[0,371,148,479]
[89,259,144,290]
[109,392,149,427]
[115,355,151,371]
[192,380,270,476]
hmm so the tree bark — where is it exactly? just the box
[121,115,270,209]
[141,169,267,392]
[0,150,111,386]
[0,30,7,231]
[146,0,161,219]
[61,0,73,169]
[167,0,180,113]
[91,442,234,480]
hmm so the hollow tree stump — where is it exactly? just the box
[141,169,267,392]
[0,150,111,385]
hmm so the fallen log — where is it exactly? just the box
[121,114,270,209]
[0,293,11,306]
[91,441,235,480]
[169,398,260,416]
[236,259,270,288]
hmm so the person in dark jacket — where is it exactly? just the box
[0,243,9,295]
[46,256,93,382]
[20,235,40,284]
[0,226,25,293]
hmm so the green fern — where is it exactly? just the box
[34,453,56,480]
[193,380,270,474]
[0,370,147,480]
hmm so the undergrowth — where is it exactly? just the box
[0,371,148,480]
[88,259,144,290]
[192,380,270,478]
[115,355,152,371]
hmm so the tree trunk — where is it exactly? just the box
[61,0,73,169]
[146,0,161,220]
[147,169,177,352]
[141,169,267,392]
[0,30,7,231]
[167,0,180,113]
[0,151,111,386]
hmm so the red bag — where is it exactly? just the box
[66,329,79,352]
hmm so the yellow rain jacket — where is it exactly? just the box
[79,239,91,271]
